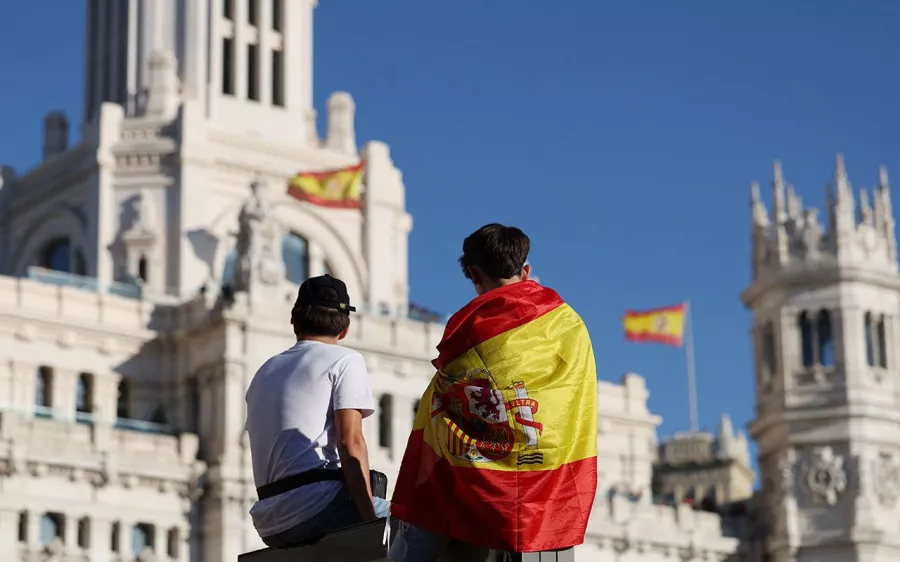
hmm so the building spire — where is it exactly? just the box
[751,182,769,227]
[877,165,897,264]
[772,160,789,263]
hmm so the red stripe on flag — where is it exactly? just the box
[624,332,683,346]
[292,161,364,180]
[433,281,564,371]
[286,187,361,209]
[622,303,685,318]
[390,430,597,552]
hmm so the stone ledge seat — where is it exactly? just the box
[238,518,394,562]
[237,518,574,562]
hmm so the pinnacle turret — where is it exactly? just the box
[750,155,898,279]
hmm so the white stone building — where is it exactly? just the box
[743,156,900,562]
[17,2,899,562]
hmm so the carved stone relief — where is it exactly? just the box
[872,451,900,508]
[804,446,847,505]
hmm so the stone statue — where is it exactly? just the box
[234,179,283,292]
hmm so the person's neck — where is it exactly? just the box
[481,276,523,293]
[296,334,341,344]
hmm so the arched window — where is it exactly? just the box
[39,238,87,275]
[39,513,63,547]
[131,523,154,556]
[111,522,120,552]
[76,373,92,414]
[35,366,52,410]
[77,518,90,548]
[865,312,889,368]
[798,312,814,368]
[41,238,72,272]
[116,379,129,419]
[759,322,777,382]
[282,232,309,285]
[137,255,148,282]
[167,527,180,558]
[797,309,834,368]
[817,310,834,366]
[17,512,27,543]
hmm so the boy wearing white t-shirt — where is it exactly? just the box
[245,274,388,547]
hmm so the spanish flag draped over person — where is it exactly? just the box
[390,280,598,552]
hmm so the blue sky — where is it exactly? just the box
[3,1,900,461]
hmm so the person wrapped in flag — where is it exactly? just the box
[389,224,598,560]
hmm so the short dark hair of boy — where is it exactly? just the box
[291,286,351,337]
[458,223,531,281]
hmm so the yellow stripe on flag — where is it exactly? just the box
[287,162,363,209]
[622,304,685,346]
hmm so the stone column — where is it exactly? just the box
[27,510,41,547]
[51,368,78,421]
[63,514,77,550]
[88,517,114,562]
[258,0,273,105]
[0,508,21,553]
[307,240,325,278]
[116,519,131,557]
[154,522,167,557]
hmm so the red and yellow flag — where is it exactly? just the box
[622,304,686,346]
[286,162,363,209]
[391,281,598,552]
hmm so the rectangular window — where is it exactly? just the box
[223,0,233,20]
[272,50,284,107]
[77,518,90,549]
[17,513,27,543]
[272,0,283,31]
[248,0,258,26]
[222,38,235,95]
[111,522,120,552]
[247,44,260,101]
[378,395,393,449]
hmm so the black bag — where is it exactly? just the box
[369,470,388,499]
[257,468,390,501]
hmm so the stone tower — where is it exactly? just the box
[652,414,755,507]
[81,0,317,144]
[742,155,900,561]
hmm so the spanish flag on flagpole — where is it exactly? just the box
[391,281,598,552]
[622,303,686,347]
[286,162,364,209]
[623,301,700,433]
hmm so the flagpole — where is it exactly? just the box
[684,299,700,433]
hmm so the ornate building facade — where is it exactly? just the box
[9,2,896,562]
[744,156,900,562]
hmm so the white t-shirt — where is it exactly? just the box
[245,340,375,538]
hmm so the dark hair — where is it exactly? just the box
[459,223,531,281]
[291,286,351,337]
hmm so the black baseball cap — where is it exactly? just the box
[293,274,356,315]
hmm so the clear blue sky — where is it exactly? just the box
[3,1,900,456]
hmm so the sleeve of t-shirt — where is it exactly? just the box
[331,351,375,419]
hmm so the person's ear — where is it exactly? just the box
[522,263,532,281]
[468,266,484,286]
[338,327,349,341]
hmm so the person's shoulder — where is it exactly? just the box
[331,345,366,367]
